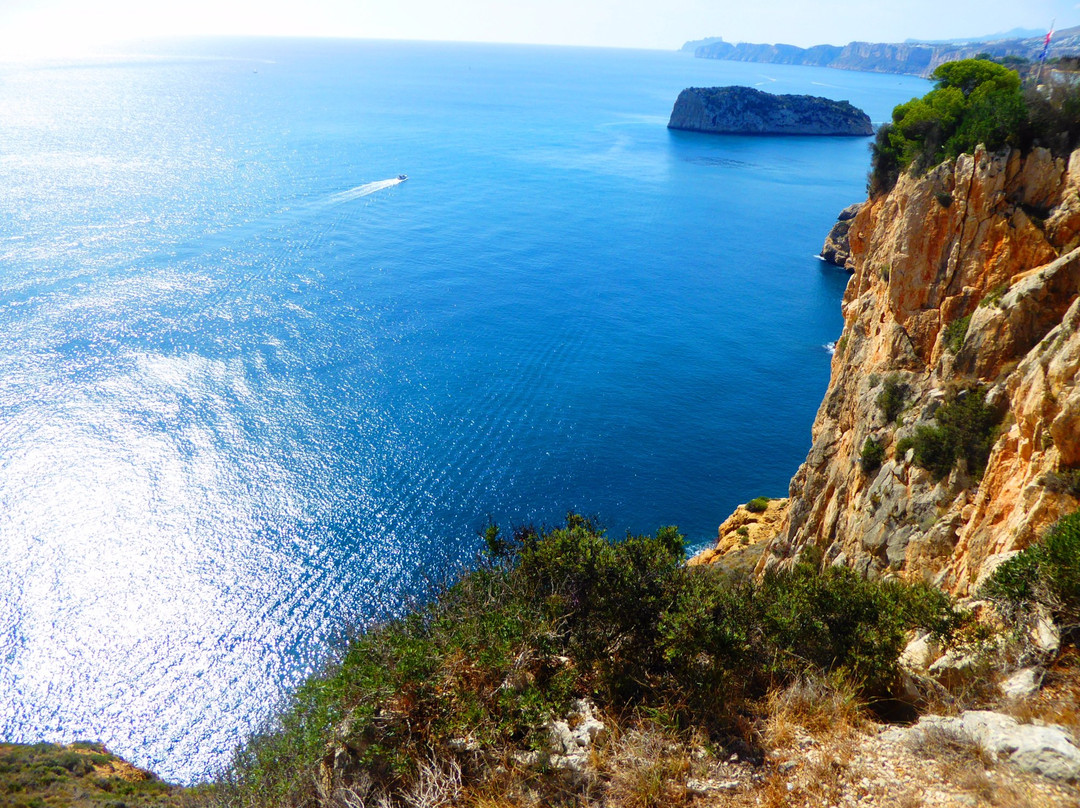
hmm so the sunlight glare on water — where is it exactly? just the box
[0,38,929,781]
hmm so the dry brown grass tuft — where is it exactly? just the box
[763,674,864,748]
[603,725,692,808]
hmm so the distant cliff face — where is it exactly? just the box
[689,25,1080,77]
[667,87,873,136]
[758,146,1080,594]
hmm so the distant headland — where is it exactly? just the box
[681,25,1080,77]
[667,86,873,136]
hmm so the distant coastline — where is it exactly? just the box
[682,25,1080,77]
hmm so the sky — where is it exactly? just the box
[0,0,1074,58]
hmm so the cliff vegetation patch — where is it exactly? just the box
[983,511,1080,640]
[876,374,908,423]
[869,58,1080,194]
[219,516,958,808]
[895,387,1002,479]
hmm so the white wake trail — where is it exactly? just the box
[325,178,403,205]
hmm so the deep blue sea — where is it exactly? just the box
[0,38,928,781]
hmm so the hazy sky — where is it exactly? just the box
[0,0,1073,57]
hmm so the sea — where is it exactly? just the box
[0,38,928,782]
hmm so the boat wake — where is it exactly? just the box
[824,341,837,355]
[325,177,405,205]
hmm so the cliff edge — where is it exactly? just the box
[667,86,873,136]
[755,145,1080,594]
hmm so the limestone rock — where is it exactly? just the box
[759,145,1080,593]
[690,498,788,568]
[820,203,862,270]
[900,632,942,671]
[909,711,1080,783]
[667,86,873,136]
[541,699,607,785]
[1000,667,1043,699]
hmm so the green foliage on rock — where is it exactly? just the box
[0,742,185,808]
[860,437,886,473]
[223,516,960,807]
[867,58,1080,195]
[745,496,771,513]
[983,511,1080,639]
[876,374,907,423]
[943,314,972,353]
[870,60,1024,193]
[903,387,1002,480]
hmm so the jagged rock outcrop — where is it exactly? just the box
[820,203,863,270]
[753,145,1080,594]
[689,498,788,569]
[667,87,873,136]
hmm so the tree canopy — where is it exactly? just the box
[869,59,1027,194]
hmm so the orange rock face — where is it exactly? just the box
[749,146,1080,593]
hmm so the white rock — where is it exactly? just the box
[909,710,1080,783]
[900,633,941,671]
[1031,604,1061,654]
[1000,667,1042,699]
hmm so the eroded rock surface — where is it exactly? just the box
[697,146,1080,594]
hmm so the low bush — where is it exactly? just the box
[745,497,771,513]
[223,516,960,807]
[876,374,907,423]
[943,314,971,354]
[982,511,1080,641]
[979,283,1009,308]
[902,387,1002,480]
[860,437,886,473]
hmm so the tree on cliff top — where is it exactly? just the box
[869,59,1025,194]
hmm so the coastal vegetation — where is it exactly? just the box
[0,741,192,808]
[220,515,958,807]
[869,58,1080,194]
[983,511,1080,639]
[894,387,1002,480]
[875,374,907,423]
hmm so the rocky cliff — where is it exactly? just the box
[667,87,873,136]
[690,26,1080,77]
[820,202,863,270]
[752,145,1080,595]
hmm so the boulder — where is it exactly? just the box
[906,711,1080,783]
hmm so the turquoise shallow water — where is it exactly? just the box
[0,38,928,781]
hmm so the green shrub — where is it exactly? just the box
[979,283,1009,308]
[860,437,886,473]
[876,374,907,423]
[223,516,960,807]
[983,511,1080,638]
[905,387,1002,479]
[869,59,1025,193]
[745,497,771,513]
[944,314,972,353]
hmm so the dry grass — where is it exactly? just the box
[763,674,865,748]
[602,725,692,808]
[906,724,1046,808]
